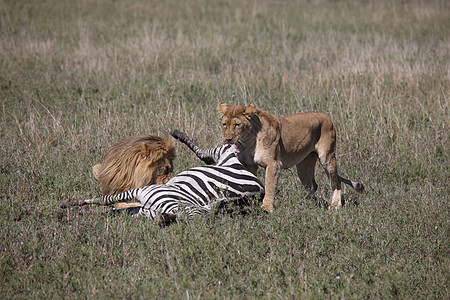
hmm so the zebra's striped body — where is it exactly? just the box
[85,140,264,220]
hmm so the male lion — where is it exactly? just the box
[92,135,176,207]
[218,103,364,212]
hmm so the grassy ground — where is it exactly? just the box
[1,0,449,298]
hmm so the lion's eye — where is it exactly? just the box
[235,123,240,128]
[222,123,227,127]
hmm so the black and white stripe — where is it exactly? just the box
[72,133,264,221]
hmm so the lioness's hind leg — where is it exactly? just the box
[316,143,342,209]
[296,152,318,199]
[321,156,342,208]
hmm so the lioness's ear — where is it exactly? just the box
[244,103,256,115]
[218,103,228,115]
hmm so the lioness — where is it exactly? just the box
[218,103,364,212]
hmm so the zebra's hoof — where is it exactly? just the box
[170,130,185,140]
[159,213,177,227]
[60,199,71,208]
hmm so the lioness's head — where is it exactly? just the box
[218,103,257,144]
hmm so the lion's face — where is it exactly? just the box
[152,156,175,184]
[138,140,176,185]
[218,103,257,144]
[94,134,177,195]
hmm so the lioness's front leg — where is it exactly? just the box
[260,161,281,213]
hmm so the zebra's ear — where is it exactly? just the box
[218,103,228,115]
[244,103,256,115]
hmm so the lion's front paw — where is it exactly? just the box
[260,202,274,213]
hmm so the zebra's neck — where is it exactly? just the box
[217,145,241,167]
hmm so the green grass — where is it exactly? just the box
[1,0,449,298]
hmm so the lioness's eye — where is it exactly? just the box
[235,123,240,127]
[222,123,227,127]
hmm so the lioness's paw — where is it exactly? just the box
[327,204,341,210]
[260,203,274,213]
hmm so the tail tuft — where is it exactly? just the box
[354,181,365,193]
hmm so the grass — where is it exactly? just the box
[1,0,449,298]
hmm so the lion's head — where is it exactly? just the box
[93,134,176,195]
[133,135,176,185]
[218,103,259,145]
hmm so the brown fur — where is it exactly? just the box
[218,103,364,212]
[93,135,176,199]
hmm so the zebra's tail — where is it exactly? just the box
[170,129,216,164]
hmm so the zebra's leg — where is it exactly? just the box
[173,203,212,219]
[136,206,177,226]
[60,197,102,208]
[203,197,228,211]
[170,130,216,164]
[60,189,140,208]
[99,189,140,206]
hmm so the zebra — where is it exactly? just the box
[61,130,264,225]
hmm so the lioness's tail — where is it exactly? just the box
[338,176,365,193]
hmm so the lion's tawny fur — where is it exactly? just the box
[218,103,364,212]
[93,135,176,195]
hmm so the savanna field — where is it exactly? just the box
[0,0,449,298]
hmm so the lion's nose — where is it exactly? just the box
[225,138,233,144]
